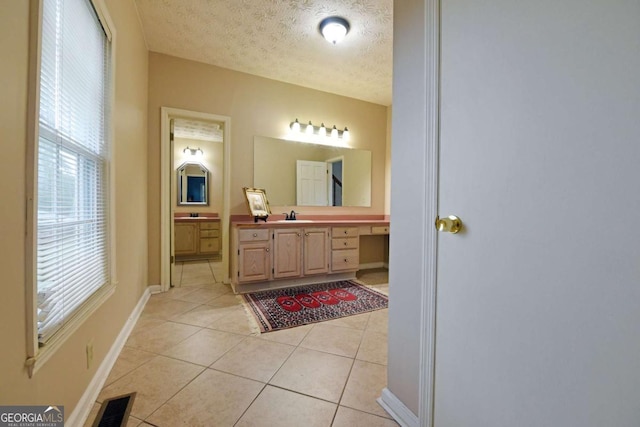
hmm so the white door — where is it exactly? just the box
[297,160,328,206]
[434,1,640,426]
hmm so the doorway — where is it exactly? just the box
[327,156,344,207]
[160,107,231,292]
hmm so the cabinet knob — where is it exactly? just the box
[344,230,348,234]
[344,258,348,262]
[344,241,348,246]
[253,233,258,237]
[296,232,301,237]
[305,232,309,236]
[265,248,270,252]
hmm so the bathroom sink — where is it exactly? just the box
[274,220,314,223]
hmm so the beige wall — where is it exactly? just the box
[0,0,149,417]
[148,53,390,285]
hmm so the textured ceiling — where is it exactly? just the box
[134,0,393,106]
[173,119,223,142]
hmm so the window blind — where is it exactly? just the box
[37,0,111,345]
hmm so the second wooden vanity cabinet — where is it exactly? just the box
[175,218,221,260]
[175,222,198,255]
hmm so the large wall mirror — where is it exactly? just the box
[177,161,209,205]
[254,136,371,207]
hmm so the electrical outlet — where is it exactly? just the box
[86,340,94,369]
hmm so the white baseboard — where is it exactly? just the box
[66,287,152,427]
[378,388,419,427]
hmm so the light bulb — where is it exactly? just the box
[319,123,326,137]
[291,118,301,133]
[319,17,350,45]
[322,23,347,44]
[331,125,338,139]
[306,121,314,135]
[342,127,350,140]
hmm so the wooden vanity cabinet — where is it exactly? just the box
[175,222,198,255]
[199,221,221,255]
[232,223,374,289]
[175,219,221,260]
[268,227,331,279]
[303,228,330,275]
[331,227,360,272]
[236,229,271,282]
[233,225,331,284]
[273,228,303,279]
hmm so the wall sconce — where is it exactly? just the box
[290,119,350,140]
[183,146,203,157]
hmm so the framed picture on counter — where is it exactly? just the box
[243,187,271,222]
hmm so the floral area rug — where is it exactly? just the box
[241,280,388,333]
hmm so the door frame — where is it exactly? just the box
[415,0,439,424]
[379,0,440,426]
[160,107,231,291]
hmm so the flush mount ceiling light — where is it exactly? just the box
[319,16,350,45]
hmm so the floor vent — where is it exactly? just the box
[92,392,136,427]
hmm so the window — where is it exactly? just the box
[32,0,112,351]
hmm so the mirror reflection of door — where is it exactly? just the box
[296,160,329,206]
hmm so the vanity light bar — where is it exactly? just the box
[183,146,204,156]
[290,119,350,140]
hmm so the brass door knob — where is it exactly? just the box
[435,215,462,234]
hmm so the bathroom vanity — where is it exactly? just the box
[230,218,389,293]
[175,216,221,260]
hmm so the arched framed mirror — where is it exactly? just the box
[177,161,209,205]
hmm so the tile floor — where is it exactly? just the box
[84,262,396,426]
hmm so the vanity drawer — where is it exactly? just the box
[239,228,270,242]
[331,249,359,271]
[332,227,359,238]
[371,225,390,235]
[200,229,220,238]
[331,237,359,250]
[200,221,220,230]
[199,238,220,254]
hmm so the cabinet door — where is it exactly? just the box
[238,241,271,282]
[304,228,330,275]
[175,223,197,255]
[273,228,302,279]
